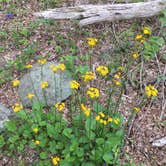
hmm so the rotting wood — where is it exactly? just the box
[34,0,166,26]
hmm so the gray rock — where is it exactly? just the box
[18,62,72,107]
[0,104,12,129]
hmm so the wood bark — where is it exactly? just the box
[34,0,166,26]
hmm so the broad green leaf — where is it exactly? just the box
[85,118,96,132]
[9,135,19,143]
[5,120,16,132]
[96,138,105,145]
[39,152,48,159]
[47,124,55,137]
[82,162,95,166]
[103,152,113,164]
[63,128,72,138]
[0,136,5,148]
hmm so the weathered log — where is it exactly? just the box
[34,0,166,26]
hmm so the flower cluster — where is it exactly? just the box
[34,140,40,145]
[38,58,47,65]
[81,104,91,116]
[86,87,100,99]
[40,81,49,89]
[12,103,23,112]
[131,51,139,59]
[145,85,158,97]
[70,80,80,90]
[82,71,95,82]
[27,93,35,100]
[12,79,20,87]
[96,65,109,76]
[50,63,66,72]
[113,72,121,86]
[55,102,65,111]
[95,112,113,125]
[135,26,151,43]
[33,127,39,134]
[25,64,33,69]
[87,38,98,47]
[52,156,60,166]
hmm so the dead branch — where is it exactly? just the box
[34,0,166,26]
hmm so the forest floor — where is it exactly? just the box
[0,0,166,165]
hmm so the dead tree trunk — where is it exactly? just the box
[34,0,166,26]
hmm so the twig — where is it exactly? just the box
[160,65,166,120]
[155,53,162,74]
[140,56,144,93]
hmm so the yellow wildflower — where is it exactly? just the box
[96,65,109,76]
[87,37,98,47]
[12,103,23,113]
[143,26,151,35]
[132,52,139,59]
[12,79,20,87]
[114,73,121,79]
[95,115,100,121]
[98,112,105,118]
[50,64,58,73]
[55,102,65,111]
[113,80,121,86]
[145,85,158,97]
[58,63,66,71]
[52,156,60,166]
[70,80,80,90]
[82,71,95,82]
[38,58,46,65]
[27,93,35,100]
[135,34,143,40]
[40,81,49,89]
[33,128,39,134]
[34,140,40,145]
[133,107,140,113]
[81,104,91,117]
[114,118,120,125]
[86,87,100,99]
[25,64,33,69]
[107,117,113,122]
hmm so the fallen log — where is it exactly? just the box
[34,0,166,26]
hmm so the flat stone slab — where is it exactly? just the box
[0,103,12,129]
[18,62,72,107]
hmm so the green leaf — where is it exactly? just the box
[103,152,113,164]
[63,128,72,138]
[46,124,55,137]
[5,120,16,132]
[39,152,48,159]
[96,138,105,145]
[49,141,57,154]
[161,9,166,17]
[32,101,43,111]
[75,65,90,75]
[85,118,96,132]
[17,110,27,119]
[82,162,95,166]
[55,142,64,150]
[0,136,5,148]
[93,102,106,113]
[9,135,19,143]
